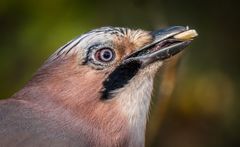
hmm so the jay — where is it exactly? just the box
[0,26,197,147]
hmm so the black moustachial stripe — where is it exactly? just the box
[101,60,141,99]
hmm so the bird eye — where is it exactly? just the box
[95,48,115,63]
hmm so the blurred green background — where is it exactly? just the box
[0,0,239,146]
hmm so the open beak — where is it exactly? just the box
[123,26,198,67]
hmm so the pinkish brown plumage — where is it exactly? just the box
[0,26,196,147]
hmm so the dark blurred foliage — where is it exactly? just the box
[0,0,239,146]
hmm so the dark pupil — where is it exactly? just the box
[103,51,110,59]
[101,50,112,61]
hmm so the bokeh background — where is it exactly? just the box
[0,0,239,146]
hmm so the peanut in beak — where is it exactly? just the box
[174,29,198,41]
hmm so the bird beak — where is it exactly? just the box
[123,26,198,67]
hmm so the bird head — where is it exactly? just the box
[21,26,197,145]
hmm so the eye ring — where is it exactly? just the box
[95,48,115,63]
